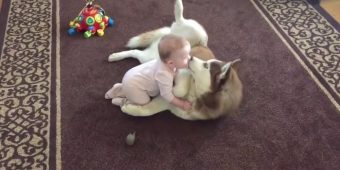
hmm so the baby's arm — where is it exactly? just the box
[170,97,192,111]
[155,70,192,111]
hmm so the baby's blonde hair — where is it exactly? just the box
[158,34,189,62]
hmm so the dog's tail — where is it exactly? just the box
[126,27,171,48]
[174,0,185,23]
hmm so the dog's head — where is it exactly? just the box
[188,57,240,93]
[188,57,242,118]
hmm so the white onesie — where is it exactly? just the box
[122,58,175,105]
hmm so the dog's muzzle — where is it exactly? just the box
[188,57,194,71]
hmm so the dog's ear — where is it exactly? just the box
[218,63,231,80]
[214,63,231,91]
[231,58,241,70]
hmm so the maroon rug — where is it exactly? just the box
[0,0,339,169]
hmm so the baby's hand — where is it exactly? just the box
[181,100,192,111]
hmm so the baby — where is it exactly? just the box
[105,34,192,111]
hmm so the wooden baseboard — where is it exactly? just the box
[0,0,3,12]
[320,0,340,23]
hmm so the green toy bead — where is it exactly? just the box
[84,31,92,38]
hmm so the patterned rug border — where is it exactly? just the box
[0,0,60,169]
[251,0,340,111]
[0,0,338,169]
[55,0,61,169]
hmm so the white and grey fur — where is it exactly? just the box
[108,0,242,120]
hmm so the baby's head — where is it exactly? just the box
[158,34,191,69]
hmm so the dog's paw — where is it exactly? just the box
[126,37,140,49]
[121,103,144,116]
[121,103,134,113]
[121,104,128,113]
[108,53,119,62]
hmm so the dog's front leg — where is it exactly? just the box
[108,49,145,63]
[172,69,191,98]
[121,96,168,117]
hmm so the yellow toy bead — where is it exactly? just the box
[97,29,104,36]
[95,14,102,23]
[99,22,105,29]
[69,21,75,27]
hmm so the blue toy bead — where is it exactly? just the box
[108,18,114,27]
[88,26,95,31]
[67,28,77,36]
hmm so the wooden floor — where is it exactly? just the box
[321,0,340,23]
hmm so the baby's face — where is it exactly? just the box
[170,45,191,69]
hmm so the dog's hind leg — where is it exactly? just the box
[126,27,170,49]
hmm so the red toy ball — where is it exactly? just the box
[68,0,114,38]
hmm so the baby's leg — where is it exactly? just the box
[110,86,150,106]
[123,85,151,105]
[111,97,127,106]
[105,83,124,99]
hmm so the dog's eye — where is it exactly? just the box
[203,63,208,69]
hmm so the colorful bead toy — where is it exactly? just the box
[68,0,114,38]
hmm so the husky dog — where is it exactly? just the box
[108,0,242,120]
